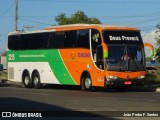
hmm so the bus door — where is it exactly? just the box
[91,29,105,86]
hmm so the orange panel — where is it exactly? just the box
[59,49,105,87]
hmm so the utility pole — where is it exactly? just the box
[15,0,18,31]
[23,26,34,31]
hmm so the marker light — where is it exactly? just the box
[138,76,145,79]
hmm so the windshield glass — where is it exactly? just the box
[106,45,145,71]
[103,30,145,72]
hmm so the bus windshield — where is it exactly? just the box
[103,30,145,72]
[106,45,145,71]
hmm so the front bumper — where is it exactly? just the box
[104,77,145,87]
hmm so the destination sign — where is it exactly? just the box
[109,35,139,41]
[103,30,143,44]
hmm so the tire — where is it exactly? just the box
[82,75,94,91]
[32,72,41,89]
[22,72,32,88]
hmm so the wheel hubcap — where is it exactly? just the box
[33,76,39,86]
[85,78,91,89]
[24,76,29,85]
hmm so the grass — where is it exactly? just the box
[0,71,7,80]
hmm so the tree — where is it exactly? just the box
[155,25,160,46]
[55,10,101,25]
[154,24,160,62]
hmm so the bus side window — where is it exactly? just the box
[77,29,90,49]
[54,32,65,49]
[9,34,30,50]
[15,35,22,50]
[64,31,77,48]
[20,34,29,50]
[30,33,41,49]
[43,32,54,49]
[8,35,16,50]
[91,29,102,69]
[96,45,104,69]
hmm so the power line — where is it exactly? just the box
[23,0,160,4]
[2,8,160,18]
[97,11,160,19]
[9,0,159,31]
[4,10,160,19]
[129,16,160,26]
[18,16,157,32]
[17,14,159,31]
[0,2,15,17]
[23,26,34,31]
[19,17,52,26]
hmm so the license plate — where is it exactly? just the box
[124,81,132,85]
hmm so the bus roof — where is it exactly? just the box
[9,24,139,35]
[8,29,56,35]
[44,24,139,31]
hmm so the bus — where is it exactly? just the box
[7,24,153,91]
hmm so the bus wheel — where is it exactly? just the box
[32,72,41,89]
[22,72,32,88]
[82,75,94,91]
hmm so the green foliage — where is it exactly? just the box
[146,57,151,62]
[55,10,101,25]
[0,71,7,80]
[154,25,160,62]
[145,73,160,87]
[145,66,160,87]
[156,24,160,29]
[145,73,157,83]
[156,47,160,62]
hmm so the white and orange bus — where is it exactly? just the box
[7,24,153,91]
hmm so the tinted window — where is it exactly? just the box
[91,29,102,51]
[77,30,90,48]
[96,46,104,69]
[8,32,55,50]
[8,29,90,50]
[8,36,16,50]
[63,31,77,48]
[91,29,103,69]
[53,32,65,48]
[30,33,42,49]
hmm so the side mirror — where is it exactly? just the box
[144,43,154,57]
[102,43,108,58]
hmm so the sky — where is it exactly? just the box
[0,0,160,56]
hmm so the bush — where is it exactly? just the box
[145,73,160,87]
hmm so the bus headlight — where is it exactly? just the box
[106,76,117,81]
[138,76,145,79]
[109,76,117,79]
